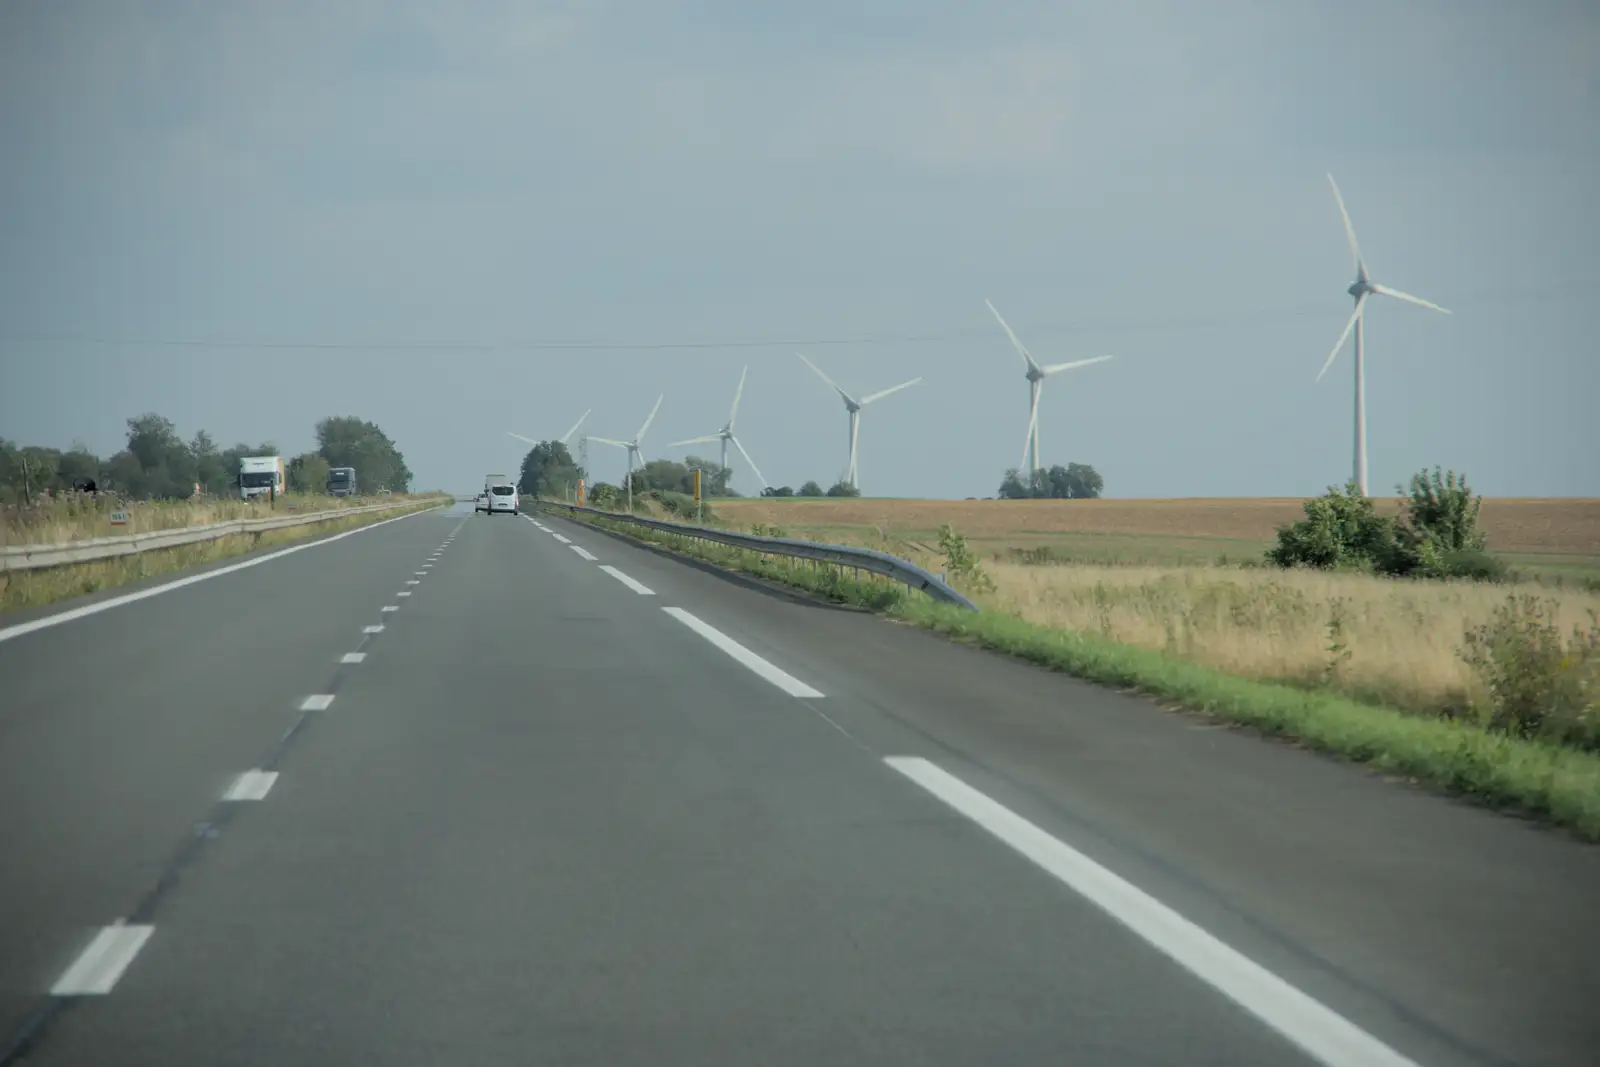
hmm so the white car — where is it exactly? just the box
[485,483,519,515]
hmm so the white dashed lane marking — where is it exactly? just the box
[381,606,399,613]
[661,607,823,698]
[50,922,155,996]
[364,625,385,634]
[341,652,367,664]
[599,566,654,596]
[570,546,598,561]
[300,695,335,711]
[223,770,279,802]
[883,757,1423,1067]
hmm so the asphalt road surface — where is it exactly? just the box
[2,501,1597,1066]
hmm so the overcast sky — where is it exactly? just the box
[2,1,1595,497]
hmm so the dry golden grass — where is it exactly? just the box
[975,563,1600,718]
[1,496,445,613]
[1,493,395,547]
[716,497,1600,554]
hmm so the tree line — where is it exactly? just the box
[0,413,413,504]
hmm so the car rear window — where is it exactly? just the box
[491,485,514,496]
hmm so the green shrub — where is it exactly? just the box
[1460,595,1600,749]
[937,524,994,595]
[1267,482,1398,571]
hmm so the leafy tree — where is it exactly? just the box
[1267,482,1398,571]
[517,440,585,500]
[316,416,412,492]
[123,413,197,498]
[191,431,231,495]
[998,463,1104,500]
[288,452,331,494]
[589,482,622,508]
[103,450,146,495]
[761,485,795,497]
[683,455,733,497]
[798,480,824,497]
[58,445,100,491]
[825,481,861,498]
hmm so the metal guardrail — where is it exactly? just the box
[2,499,438,573]
[538,501,978,611]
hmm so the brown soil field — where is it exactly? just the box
[714,498,1600,555]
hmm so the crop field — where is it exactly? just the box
[714,497,1600,580]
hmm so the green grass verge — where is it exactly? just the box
[1,496,450,614]
[554,503,1600,841]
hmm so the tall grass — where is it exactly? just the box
[2,492,396,547]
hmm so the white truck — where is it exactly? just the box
[239,455,286,500]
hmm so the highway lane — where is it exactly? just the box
[0,504,458,1046]
[1,503,1596,1064]
[527,509,1600,1067]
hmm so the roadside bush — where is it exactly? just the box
[1267,482,1397,571]
[937,524,994,595]
[1268,469,1501,582]
[589,482,621,509]
[1460,595,1600,749]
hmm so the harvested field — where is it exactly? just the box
[715,498,1600,575]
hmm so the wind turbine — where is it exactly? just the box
[984,299,1113,473]
[1319,174,1451,497]
[796,352,920,493]
[589,394,663,485]
[667,366,768,491]
[507,408,591,450]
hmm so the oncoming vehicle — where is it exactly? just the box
[485,483,518,515]
[238,455,285,500]
[326,466,357,497]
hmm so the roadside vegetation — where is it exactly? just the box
[544,467,1600,839]
[2,410,444,612]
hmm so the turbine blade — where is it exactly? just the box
[1042,355,1114,375]
[668,434,721,447]
[727,365,748,429]
[1316,295,1366,382]
[1370,284,1452,315]
[797,351,855,406]
[636,394,664,440]
[860,377,922,405]
[730,435,768,489]
[559,409,590,444]
[985,298,1042,374]
[1327,173,1363,271]
[588,437,629,448]
[507,431,539,445]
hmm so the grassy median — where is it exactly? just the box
[1,495,449,614]
[555,504,1600,841]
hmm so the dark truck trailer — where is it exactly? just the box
[327,467,357,496]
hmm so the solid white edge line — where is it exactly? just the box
[551,533,572,544]
[598,565,654,596]
[50,921,155,996]
[661,607,824,698]
[883,756,1422,1067]
[569,545,598,561]
[363,625,384,634]
[341,652,366,663]
[0,506,442,646]
[300,694,334,711]
[223,769,279,801]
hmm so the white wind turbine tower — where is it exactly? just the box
[506,408,591,450]
[589,395,663,485]
[984,299,1113,473]
[667,366,768,491]
[1319,173,1451,497]
[796,352,921,493]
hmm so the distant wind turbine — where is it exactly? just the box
[589,395,663,484]
[796,352,920,493]
[668,366,768,490]
[1319,173,1451,497]
[984,299,1113,473]
[507,408,590,449]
